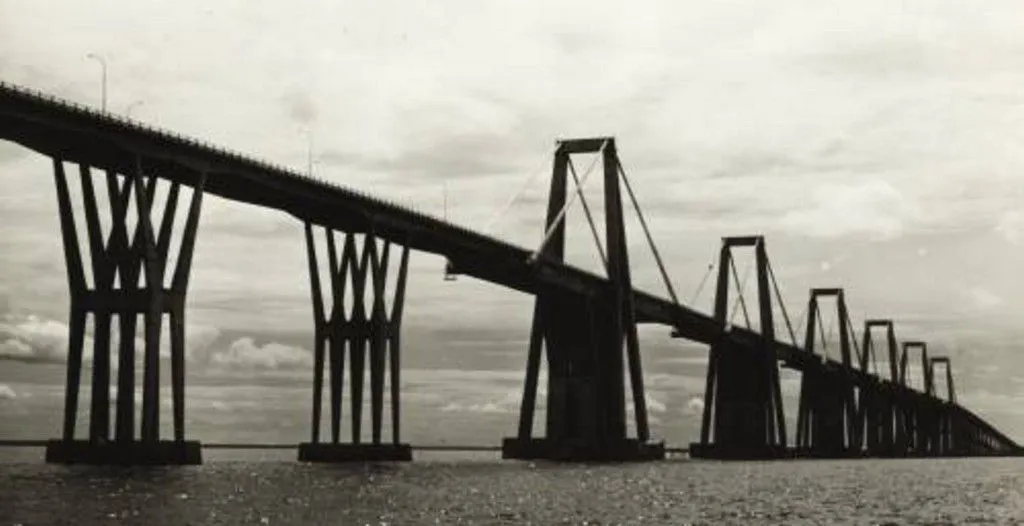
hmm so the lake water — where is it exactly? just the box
[1,454,1023,524]
[3,362,1024,524]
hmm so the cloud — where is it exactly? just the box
[0,384,16,401]
[210,337,312,370]
[964,287,1004,311]
[995,211,1024,244]
[0,338,32,359]
[778,180,917,239]
[0,314,79,362]
[685,397,704,415]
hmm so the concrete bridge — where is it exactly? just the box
[0,81,1018,464]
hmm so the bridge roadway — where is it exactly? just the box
[0,82,1015,449]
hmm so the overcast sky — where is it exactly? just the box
[2,1,1024,427]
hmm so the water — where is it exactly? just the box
[1,454,1023,524]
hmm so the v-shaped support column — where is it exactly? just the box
[45,157,204,465]
[503,137,663,461]
[298,225,411,462]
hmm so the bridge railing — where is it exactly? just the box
[1,80,541,260]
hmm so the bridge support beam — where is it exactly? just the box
[298,225,411,462]
[504,137,663,461]
[45,158,204,465]
[689,236,787,459]
[795,289,859,457]
[859,320,900,456]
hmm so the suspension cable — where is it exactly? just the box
[728,257,752,328]
[615,157,681,307]
[691,261,715,304]
[846,315,862,369]
[567,158,608,272]
[766,260,798,347]
[792,302,808,347]
[528,140,607,263]
[818,312,829,358]
[482,143,559,234]
[822,314,834,358]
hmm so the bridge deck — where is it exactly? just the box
[0,82,1016,450]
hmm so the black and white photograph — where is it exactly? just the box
[1,1,1023,524]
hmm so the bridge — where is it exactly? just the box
[0,81,1019,464]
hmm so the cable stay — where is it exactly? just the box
[615,156,681,308]
[528,140,607,264]
[567,158,608,273]
[482,143,560,235]
[846,315,862,370]
[793,303,809,348]
[766,260,798,347]
[822,314,835,360]
[728,256,753,329]
[818,313,830,360]
[690,260,715,304]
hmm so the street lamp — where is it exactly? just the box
[125,100,144,118]
[85,53,107,111]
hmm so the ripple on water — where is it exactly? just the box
[0,458,1022,525]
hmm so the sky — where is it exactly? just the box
[2,1,1024,438]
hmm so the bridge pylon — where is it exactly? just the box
[929,357,957,455]
[45,157,204,465]
[795,288,860,457]
[858,320,901,456]
[298,225,411,462]
[898,341,936,455]
[503,137,664,461]
[688,236,787,459]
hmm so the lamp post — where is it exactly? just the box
[126,100,144,118]
[85,53,107,111]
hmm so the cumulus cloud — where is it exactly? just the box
[210,337,312,370]
[0,338,32,359]
[686,396,705,415]
[0,384,16,401]
[964,287,1005,311]
[995,211,1024,244]
[0,314,78,362]
[778,180,917,240]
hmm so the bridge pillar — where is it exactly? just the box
[795,289,859,457]
[503,137,663,461]
[689,236,787,459]
[297,225,411,462]
[930,357,956,455]
[859,320,900,456]
[898,341,933,455]
[45,158,204,465]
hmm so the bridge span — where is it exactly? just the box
[0,81,1018,464]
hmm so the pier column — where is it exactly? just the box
[503,138,663,461]
[899,341,932,455]
[795,289,859,457]
[45,157,204,465]
[860,320,899,456]
[689,236,787,460]
[298,225,411,462]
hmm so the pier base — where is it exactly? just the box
[501,438,665,462]
[44,439,202,465]
[298,442,412,462]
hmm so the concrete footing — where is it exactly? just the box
[44,439,202,465]
[297,442,413,462]
[501,438,665,462]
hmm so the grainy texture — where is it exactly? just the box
[1,456,1023,525]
